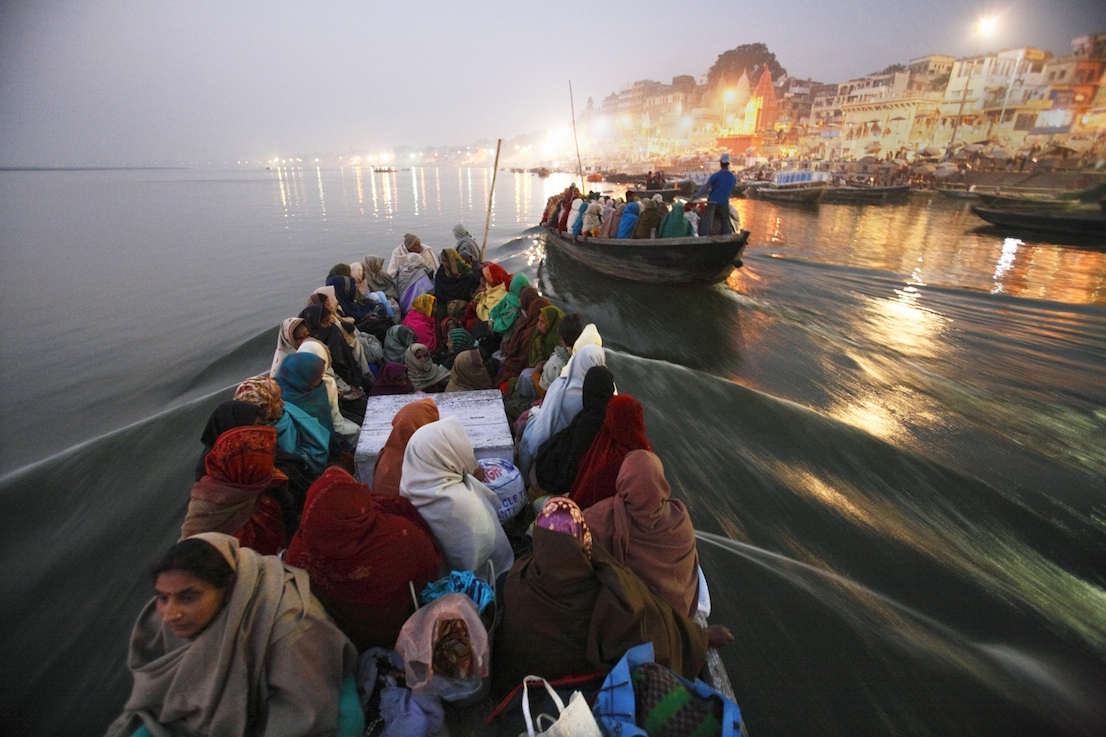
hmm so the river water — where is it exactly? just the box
[1,168,1103,735]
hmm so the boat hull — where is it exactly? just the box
[821,184,911,204]
[749,185,826,203]
[544,228,749,285]
[971,206,1106,238]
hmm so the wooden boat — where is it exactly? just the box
[975,193,1073,209]
[544,227,750,285]
[970,206,1106,238]
[937,187,979,200]
[749,184,826,204]
[627,187,683,202]
[821,184,911,204]
[372,167,397,173]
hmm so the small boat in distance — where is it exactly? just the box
[748,183,826,204]
[970,206,1106,239]
[821,184,911,205]
[373,167,397,173]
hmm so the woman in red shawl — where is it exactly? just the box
[179,426,289,556]
[372,398,439,496]
[569,394,652,510]
[286,467,443,650]
[583,450,700,617]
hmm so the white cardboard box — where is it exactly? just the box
[353,389,514,483]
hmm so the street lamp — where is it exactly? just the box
[947,16,997,157]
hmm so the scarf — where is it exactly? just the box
[570,395,652,510]
[194,401,263,480]
[361,254,398,298]
[383,325,417,363]
[658,205,695,238]
[274,353,332,432]
[534,365,615,496]
[270,317,305,377]
[444,349,493,392]
[373,398,440,496]
[632,201,662,239]
[404,343,450,391]
[453,224,480,264]
[500,292,548,379]
[617,202,640,238]
[370,362,415,396]
[527,305,565,368]
[488,273,530,334]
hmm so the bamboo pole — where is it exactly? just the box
[480,138,502,261]
[569,80,584,191]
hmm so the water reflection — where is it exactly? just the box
[315,167,326,220]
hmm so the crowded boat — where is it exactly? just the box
[107,223,742,737]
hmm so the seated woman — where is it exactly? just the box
[493,497,725,697]
[401,294,439,353]
[373,398,439,496]
[488,273,530,337]
[434,248,481,308]
[497,288,545,380]
[598,201,624,238]
[300,303,364,391]
[395,252,434,315]
[444,349,493,392]
[269,317,308,377]
[234,376,329,479]
[327,275,391,342]
[584,450,700,617]
[569,394,653,511]
[658,201,695,238]
[106,533,358,737]
[359,254,400,312]
[297,339,363,441]
[382,324,418,364]
[616,201,640,238]
[452,223,482,267]
[632,198,662,239]
[532,366,616,497]
[193,400,264,481]
[275,353,333,437]
[180,426,289,556]
[439,326,475,369]
[470,263,511,323]
[400,416,514,579]
[286,467,443,651]
[404,343,451,392]
[527,305,564,372]
[369,362,415,396]
[539,313,585,393]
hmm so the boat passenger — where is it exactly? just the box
[599,201,624,238]
[452,223,481,266]
[471,263,511,322]
[193,401,264,481]
[694,153,737,236]
[286,467,443,651]
[404,343,451,392]
[498,288,546,380]
[382,324,418,363]
[517,343,606,478]
[438,325,475,369]
[581,201,602,236]
[493,497,714,697]
[632,198,662,239]
[328,275,391,340]
[369,362,415,396]
[584,450,700,617]
[570,394,652,510]
[533,366,616,497]
[596,199,617,237]
[539,312,584,393]
[269,317,308,377]
[434,248,481,308]
[395,252,434,315]
[360,254,400,304]
[327,263,352,280]
[401,294,439,353]
[180,426,289,556]
[275,353,333,434]
[300,304,364,391]
[658,202,695,238]
[106,533,358,737]
[488,273,530,336]
[234,376,330,478]
[445,349,494,393]
[616,201,641,238]
[297,339,363,442]
[570,199,588,236]
[386,232,438,275]
[399,416,515,579]
[558,322,601,380]
[373,397,440,497]
[556,186,581,231]
[527,305,565,370]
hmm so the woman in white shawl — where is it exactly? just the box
[517,343,607,478]
[400,417,514,580]
[404,343,451,392]
[269,317,308,377]
[297,339,362,441]
[559,323,603,379]
[106,532,358,737]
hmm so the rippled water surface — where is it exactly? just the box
[1,168,1103,735]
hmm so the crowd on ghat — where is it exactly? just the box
[108,223,733,737]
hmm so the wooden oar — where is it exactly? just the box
[480,138,502,261]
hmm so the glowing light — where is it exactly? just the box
[977,16,997,37]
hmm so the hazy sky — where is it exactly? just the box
[1,0,1101,166]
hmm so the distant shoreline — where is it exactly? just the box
[0,166,188,172]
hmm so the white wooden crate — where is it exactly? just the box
[353,389,514,483]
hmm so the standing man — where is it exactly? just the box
[694,153,738,236]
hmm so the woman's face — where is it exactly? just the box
[415,347,431,363]
[291,324,309,348]
[155,570,230,639]
[537,313,550,335]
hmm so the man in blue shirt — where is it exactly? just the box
[694,153,738,236]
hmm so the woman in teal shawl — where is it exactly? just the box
[489,273,531,335]
[275,353,333,433]
[658,203,695,238]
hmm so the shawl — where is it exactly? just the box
[632,202,662,239]
[274,353,332,432]
[235,377,329,476]
[297,340,361,439]
[361,255,399,299]
[473,282,508,322]
[617,202,640,238]
[440,248,471,278]
[584,450,699,617]
[494,525,707,696]
[452,224,481,264]
[327,263,351,280]
[194,401,263,481]
[527,305,565,368]
[373,398,440,497]
[533,366,615,496]
[488,273,530,334]
[370,362,415,396]
[559,323,603,379]
[483,263,510,288]
[596,201,617,237]
[448,328,475,352]
[401,304,438,353]
[309,285,342,322]
[387,239,439,275]
[327,275,378,322]
[444,349,493,392]
[517,344,606,477]
[570,395,653,510]
[570,200,588,236]
[233,376,283,422]
[409,294,435,318]
[299,304,361,390]
[383,324,418,363]
[499,293,548,380]
[658,205,695,238]
[396,256,434,314]
[106,533,355,737]
[398,417,514,579]
[404,343,450,391]
[599,202,623,238]
[269,317,305,377]
[286,467,443,650]
[349,261,365,289]
[581,202,602,235]
[434,252,481,306]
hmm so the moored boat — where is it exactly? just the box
[821,184,911,205]
[544,227,750,285]
[937,187,979,200]
[970,205,1106,239]
[748,183,826,204]
[975,193,1073,209]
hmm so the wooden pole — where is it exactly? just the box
[569,80,584,192]
[480,138,502,261]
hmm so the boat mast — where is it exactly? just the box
[480,138,502,261]
[569,80,584,192]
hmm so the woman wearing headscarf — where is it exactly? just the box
[632,198,662,239]
[558,322,603,380]
[193,401,264,481]
[599,201,624,238]
[394,252,434,315]
[400,294,438,353]
[180,426,290,556]
[434,248,481,307]
[570,199,588,236]
[526,305,565,369]
[270,317,308,377]
[286,467,443,651]
[275,353,332,435]
[517,343,606,478]
[492,497,711,697]
[439,326,475,369]
[488,273,530,336]
[569,395,653,511]
[297,339,362,442]
[658,201,696,238]
[382,324,417,364]
[616,201,640,238]
[471,263,511,322]
[404,343,450,392]
[373,398,439,497]
[498,289,547,381]
[300,304,364,391]
[369,362,415,396]
[580,201,602,236]
[360,254,400,305]
[106,533,358,737]
[399,416,514,579]
[555,187,580,231]
[533,366,616,497]
[584,450,700,617]
[452,224,481,267]
[327,263,352,280]
[234,376,330,478]
[444,349,493,393]
[327,275,391,339]
[596,199,617,237]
